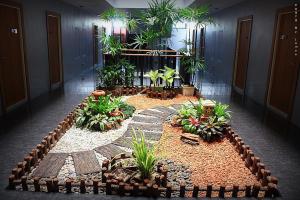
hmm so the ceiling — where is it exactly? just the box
[61,0,247,15]
[105,0,195,8]
[190,0,247,12]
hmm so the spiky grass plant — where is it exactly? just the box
[131,129,156,179]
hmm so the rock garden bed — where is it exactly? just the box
[7,93,279,198]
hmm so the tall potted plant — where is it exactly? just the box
[178,6,211,96]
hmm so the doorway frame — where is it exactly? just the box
[0,0,30,113]
[265,5,299,119]
[232,15,253,96]
[46,11,64,91]
[93,24,99,67]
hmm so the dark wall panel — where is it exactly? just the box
[201,0,299,126]
[14,0,108,98]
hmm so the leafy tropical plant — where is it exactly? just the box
[98,59,136,88]
[159,66,178,88]
[101,33,123,57]
[100,8,127,22]
[214,102,231,120]
[199,116,225,142]
[146,70,161,87]
[178,5,212,28]
[98,64,121,88]
[182,117,200,134]
[181,55,205,86]
[178,104,197,119]
[75,95,135,131]
[145,0,179,38]
[131,128,156,179]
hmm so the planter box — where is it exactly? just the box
[182,85,195,96]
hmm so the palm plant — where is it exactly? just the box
[178,5,211,28]
[101,33,123,57]
[100,8,127,22]
[131,129,156,179]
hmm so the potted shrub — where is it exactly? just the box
[180,49,205,96]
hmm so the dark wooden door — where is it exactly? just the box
[234,16,253,92]
[93,25,99,66]
[0,2,27,110]
[268,6,300,116]
[46,12,62,89]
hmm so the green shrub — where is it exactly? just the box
[131,129,156,179]
[75,95,135,131]
[199,116,225,142]
[176,99,232,142]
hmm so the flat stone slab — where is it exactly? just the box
[112,136,133,149]
[132,116,162,124]
[32,153,68,178]
[94,144,125,159]
[171,104,183,110]
[72,150,100,175]
[124,129,162,141]
[127,123,163,132]
[152,106,176,115]
[139,110,166,119]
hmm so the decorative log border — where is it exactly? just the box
[7,96,279,198]
[98,86,140,97]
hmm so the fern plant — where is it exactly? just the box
[131,129,156,179]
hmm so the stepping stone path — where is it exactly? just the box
[31,105,183,179]
[72,150,100,175]
[94,144,126,159]
[32,153,68,177]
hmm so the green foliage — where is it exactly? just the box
[100,8,127,22]
[101,32,123,57]
[199,116,225,142]
[178,5,211,28]
[178,104,197,119]
[181,56,205,86]
[144,0,179,38]
[182,117,200,134]
[176,99,232,142]
[214,102,231,121]
[145,70,161,87]
[159,66,178,87]
[75,95,136,131]
[131,129,156,179]
[99,59,136,88]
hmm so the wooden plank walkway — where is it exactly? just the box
[94,144,125,159]
[72,150,100,175]
[32,153,68,178]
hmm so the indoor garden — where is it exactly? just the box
[7,0,279,198]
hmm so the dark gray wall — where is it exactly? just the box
[201,0,299,127]
[15,0,110,99]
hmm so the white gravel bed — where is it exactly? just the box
[94,151,108,165]
[57,155,76,181]
[50,117,133,153]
